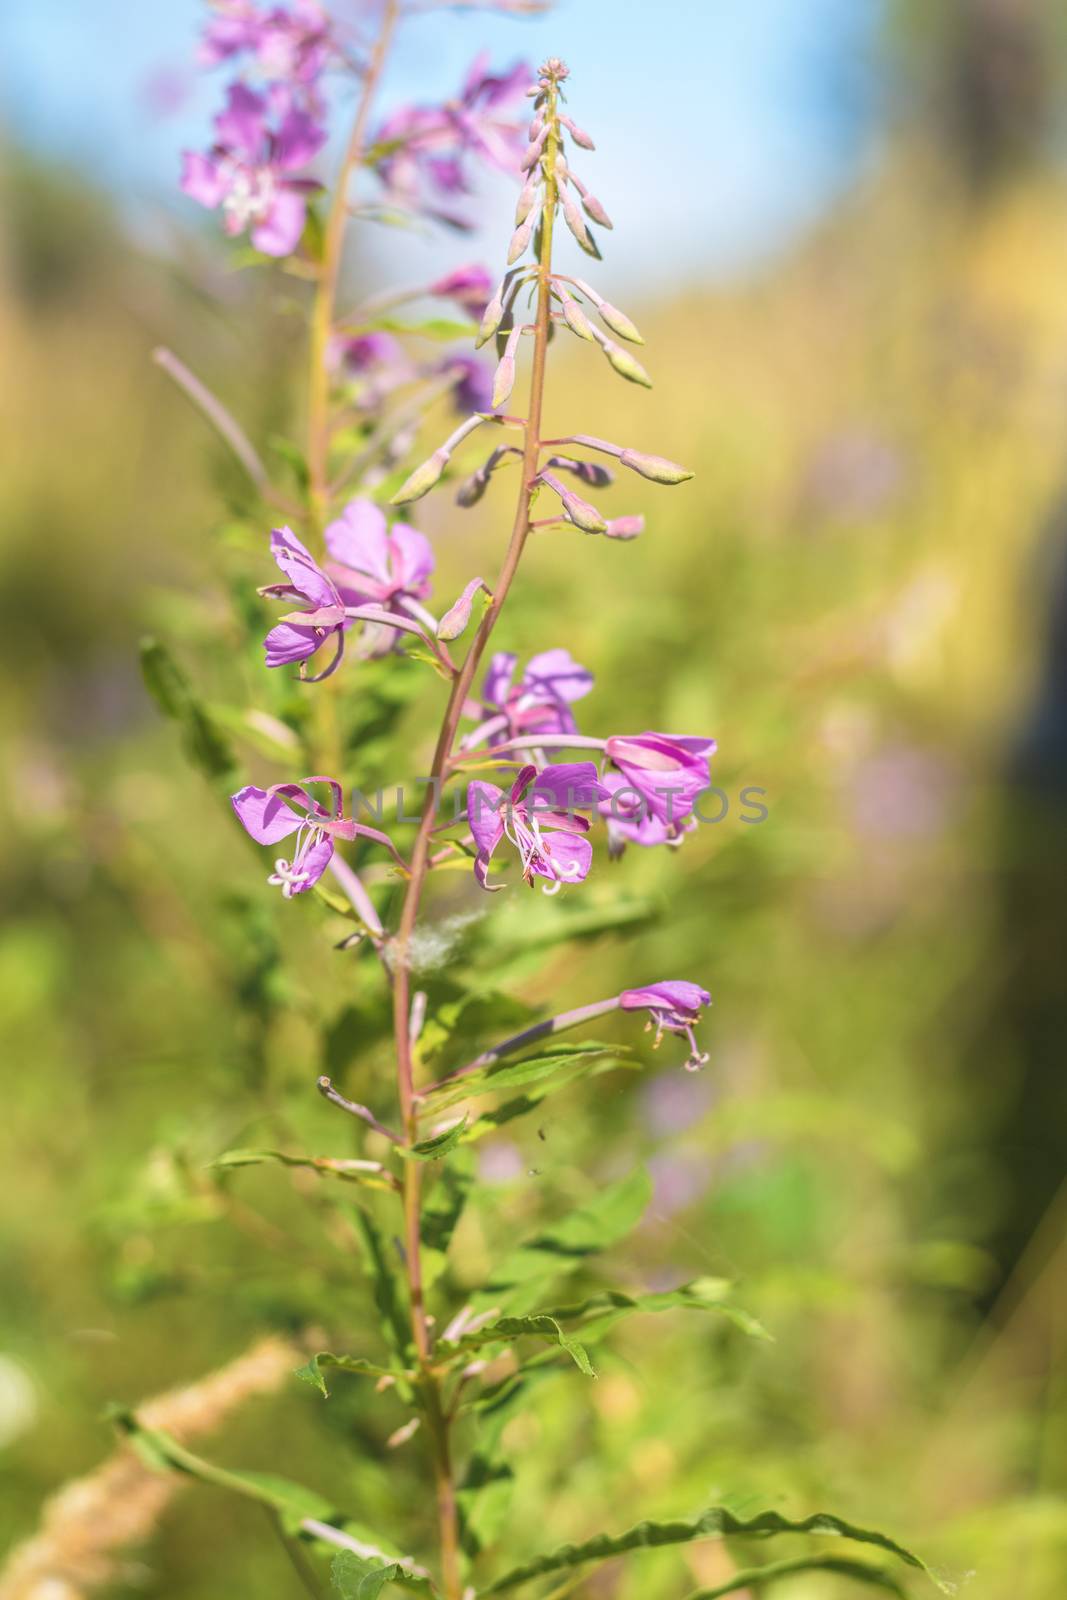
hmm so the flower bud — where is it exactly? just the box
[619,449,693,485]
[546,454,615,488]
[559,290,595,341]
[437,577,488,641]
[520,124,549,170]
[561,491,608,533]
[391,448,448,505]
[507,214,535,266]
[456,467,490,508]
[581,192,613,229]
[492,327,522,409]
[604,515,645,540]
[562,195,598,257]
[476,277,508,348]
[561,114,595,149]
[515,173,539,226]
[597,300,643,344]
[602,338,652,388]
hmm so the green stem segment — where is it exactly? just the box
[391,74,563,1600]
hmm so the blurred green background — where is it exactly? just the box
[2,2,1067,1597]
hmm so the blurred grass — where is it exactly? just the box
[2,138,1067,1598]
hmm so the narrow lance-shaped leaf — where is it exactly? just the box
[438,1313,594,1376]
[295,1352,404,1398]
[209,1148,397,1193]
[683,1554,909,1598]
[481,1505,956,1594]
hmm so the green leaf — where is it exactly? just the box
[209,1148,396,1193]
[269,435,310,493]
[440,1313,594,1376]
[423,1042,630,1116]
[110,1410,433,1589]
[331,1552,403,1599]
[400,1118,468,1161]
[683,1554,908,1597]
[421,1159,474,1288]
[109,1407,337,1527]
[295,1352,401,1398]
[352,1208,412,1361]
[482,1168,653,1298]
[481,1506,954,1594]
[542,1277,772,1345]
[140,637,237,783]
[356,316,480,343]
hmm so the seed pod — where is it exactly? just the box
[562,194,598,257]
[391,448,449,505]
[560,114,595,149]
[619,448,693,485]
[602,338,652,388]
[604,515,645,540]
[507,214,535,266]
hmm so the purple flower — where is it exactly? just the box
[324,500,434,656]
[199,1,333,94]
[429,263,494,317]
[373,56,532,226]
[440,354,495,415]
[620,981,712,1071]
[231,777,357,897]
[180,83,324,256]
[467,762,607,892]
[465,649,593,752]
[598,732,716,852]
[260,525,347,678]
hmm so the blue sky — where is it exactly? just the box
[0,0,882,292]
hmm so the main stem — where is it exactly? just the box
[391,83,562,1600]
[306,0,399,541]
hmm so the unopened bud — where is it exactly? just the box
[515,173,539,226]
[476,278,507,348]
[456,468,489,508]
[391,448,448,504]
[559,290,595,341]
[546,454,614,488]
[604,515,645,540]
[619,449,693,485]
[581,192,613,229]
[521,125,549,170]
[602,338,652,388]
[540,470,607,533]
[562,195,598,257]
[597,300,643,344]
[438,577,489,640]
[492,327,522,409]
[561,114,595,149]
[507,214,535,266]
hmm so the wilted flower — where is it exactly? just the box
[468,763,607,892]
[181,82,324,255]
[465,649,593,751]
[231,778,357,897]
[620,980,712,1071]
[599,733,715,852]
[260,525,347,677]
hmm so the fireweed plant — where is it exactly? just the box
[135,4,953,1598]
